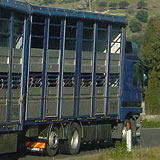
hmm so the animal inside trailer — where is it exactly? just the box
[0,0,142,156]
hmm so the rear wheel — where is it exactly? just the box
[46,128,59,157]
[60,123,81,155]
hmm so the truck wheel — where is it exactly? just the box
[60,123,81,155]
[46,128,59,157]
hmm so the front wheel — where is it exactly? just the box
[60,123,81,155]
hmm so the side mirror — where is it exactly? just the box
[143,73,148,86]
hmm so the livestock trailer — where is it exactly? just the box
[0,0,142,156]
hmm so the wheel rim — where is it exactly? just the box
[71,129,79,150]
[48,131,59,149]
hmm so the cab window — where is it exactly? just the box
[133,63,142,86]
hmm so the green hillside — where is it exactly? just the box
[20,0,160,43]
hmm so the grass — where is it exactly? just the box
[81,119,160,159]
[142,119,160,128]
[82,146,160,160]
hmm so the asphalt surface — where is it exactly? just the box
[141,128,160,147]
[0,128,160,160]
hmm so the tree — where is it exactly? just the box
[126,5,135,15]
[119,1,129,9]
[137,0,147,9]
[128,34,144,48]
[98,1,107,8]
[78,0,89,10]
[140,17,160,114]
[144,70,160,114]
[136,10,148,23]
[129,19,142,33]
[109,2,118,9]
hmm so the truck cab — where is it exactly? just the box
[123,41,142,109]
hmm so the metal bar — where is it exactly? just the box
[49,36,60,39]
[83,39,93,42]
[41,17,50,119]
[83,26,93,30]
[25,15,33,121]
[65,37,76,40]
[6,12,14,123]
[57,19,66,118]
[0,32,10,36]
[98,28,108,31]
[50,23,61,27]
[74,21,83,118]
[91,23,98,117]
[104,25,112,116]
[66,25,76,28]
[20,15,31,127]
[0,17,10,21]
[32,22,44,25]
[119,27,126,117]
[31,35,44,38]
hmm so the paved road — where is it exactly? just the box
[141,128,160,147]
[1,128,160,160]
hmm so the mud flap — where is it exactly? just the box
[0,133,17,154]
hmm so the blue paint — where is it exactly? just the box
[91,23,98,117]
[120,107,142,121]
[74,21,83,118]
[119,27,126,117]
[57,19,66,118]
[20,16,31,126]
[120,41,142,120]
[41,18,50,119]
[6,12,14,123]
[104,25,112,116]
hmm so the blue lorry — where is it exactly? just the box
[0,0,142,156]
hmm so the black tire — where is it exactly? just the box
[60,123,81,155]
[46,127,59,157]
[17,142,26,155]
[130,118,141,146]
